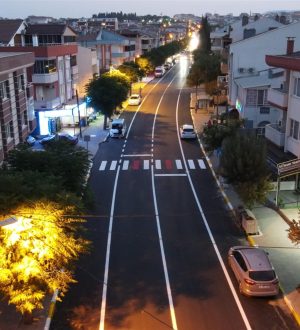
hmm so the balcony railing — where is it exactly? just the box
[267,88,288,109]
[34,97,61,110]
[265,123,285,147]
[32,72,58,84]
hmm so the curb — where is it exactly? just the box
[44,289,59,330]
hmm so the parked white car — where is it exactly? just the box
[128,94,141,106]
[180,124,197,139]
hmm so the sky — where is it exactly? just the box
[1,0,300,19]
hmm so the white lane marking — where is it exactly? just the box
[109,161,117,171]
[123,154,152,157]
[99,74,171,330]
[122,160,129,170]
[151,165,178,330]
[155,174,187,177]
[144,159,150,170]
[155,159,162,170]
[150,75,179,330]
[175,88,252,330]
[198,159,206,169]
[188,159,195,169]
[175,159,183,169]
[99,166,121,330]
[99,161,107,171]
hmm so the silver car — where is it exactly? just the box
[228,246,279,297]
[180,124,197,139]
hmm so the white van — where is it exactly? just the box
[154,66,165,78]
[109,118,126,138]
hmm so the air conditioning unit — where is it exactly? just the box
[238,67,245,73]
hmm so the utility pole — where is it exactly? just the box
[76,89,82,138]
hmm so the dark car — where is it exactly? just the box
[39,133,78,145]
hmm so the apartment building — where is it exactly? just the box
[78,29,136,71]
[228,21,300,131]
[0,52,35,164]
[265,38,300,158]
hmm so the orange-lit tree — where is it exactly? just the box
[0,201,90,323]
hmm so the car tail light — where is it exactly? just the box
[244,278,255,285]
[272,278,279,284]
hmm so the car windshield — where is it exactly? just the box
[112,124,122,129]
[249,270,276,281]
[131,96,138,99]
[183,128,194,132]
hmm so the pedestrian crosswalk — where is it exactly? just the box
[98,159,207,171]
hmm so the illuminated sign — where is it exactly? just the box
[235,99,243,113]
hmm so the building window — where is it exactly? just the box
[38,35,61,45]
[5,121,13,139]
[294,77,300,97]
[290,119,300,140]
[16,75,25,91]
[70,55,77,67]
[260,106,270,114]
[34,60,57,74]
[0,80,10,100]
[246,89,268,106]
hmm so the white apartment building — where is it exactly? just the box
[265,39,300,158]
[228,21,300,130]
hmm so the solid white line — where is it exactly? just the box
[175,159,183,169]
[155,173,187,177]
[144,159,150,170]
[151,165,178,330]
[176,89,252,330]
[198,159,206,169]
[109,160,117,171]
[150,75,179,330]
[155,159,162,169]
[123,154,152,157]
[122,160,129,170]
[99,166,121,330]
[99,161,107,171]
[188,159,195,169]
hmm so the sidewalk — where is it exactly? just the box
[191,91,300,326]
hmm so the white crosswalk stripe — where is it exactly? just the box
[198,159,206,169]
[122,160,129,170]
[175,159,183,169]
[155,160,162,170]
[99,161,107,171]
[144,159,150,170]
[110,160,117,171]
[188,159,195,169]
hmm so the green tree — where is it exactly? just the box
[0,201,90,323]
[199,16,211,53]
[8,143,91,195]
[85,71,130,129]
[220,131,271,208]
[118,61,145,83]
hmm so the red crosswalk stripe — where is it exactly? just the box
[132,160,140,170]
[165,160,172,170]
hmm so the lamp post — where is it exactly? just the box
[75,89,82,138]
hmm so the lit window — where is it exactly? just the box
[294,78,300,97]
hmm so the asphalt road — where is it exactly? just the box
[51,55,298,330]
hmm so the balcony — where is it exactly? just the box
[32,72,58,84]
[267,88,288,110]
[34,97,61,110]
[265,123,285,147]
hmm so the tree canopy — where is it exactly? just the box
[0,201,90,321]
[85,71,130,128]
[220,131,271,208]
